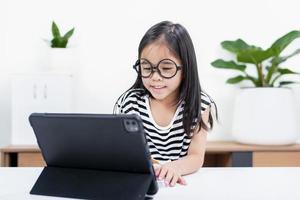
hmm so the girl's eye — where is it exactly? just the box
[161,67,172,71]
[159,62,176,70]
[142,67,151,71]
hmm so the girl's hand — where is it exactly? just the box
[154,162,187,187]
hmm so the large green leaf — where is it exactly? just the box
[52,21,61,38]
[211,59,246,71]
[221,39,258,54]
[63,28,75,40]
[237,48,274,64]
[265,55,291,84]
[270,30,300,56]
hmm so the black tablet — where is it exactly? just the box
[29,113,158,200]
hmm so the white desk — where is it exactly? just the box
[0,167,300,200]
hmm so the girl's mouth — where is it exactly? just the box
[150,85,166,93]
[151,85,165,89]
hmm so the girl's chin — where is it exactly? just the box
[150,92,168,101]
[152,95,166,101]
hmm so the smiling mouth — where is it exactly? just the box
[151,86,166,89]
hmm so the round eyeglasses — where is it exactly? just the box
[133,58,182,79]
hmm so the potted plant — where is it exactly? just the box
[48,21,76,71]
[211,30,300,145]
[51,21,74,48]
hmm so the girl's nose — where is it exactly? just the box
[150,70,163,81]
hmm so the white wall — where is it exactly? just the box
[0,0,10,147]
[1,0,300,146]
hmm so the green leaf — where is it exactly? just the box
[277,68,300,75]
[221,39,258,54]
[270,30,300,56]
[278,81,299,87]
[211,59,246,71]
[52,21,61,38]
[226,75,245,84]
[271,69,300,86]
[51,38,59,48]
[237,48,274,64]
[265,63,278,84]
[63,28,75,40]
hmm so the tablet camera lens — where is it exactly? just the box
[124,119,139,133]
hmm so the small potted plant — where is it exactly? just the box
[51,21,74,48]
[211,30,300,145]
[48,21,75,71]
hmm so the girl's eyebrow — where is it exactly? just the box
[140,58,176,62]
[160,60,173,63]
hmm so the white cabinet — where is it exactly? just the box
[11,73,73,145]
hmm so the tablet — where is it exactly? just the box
[29,113,158,199]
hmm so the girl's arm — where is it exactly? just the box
[154,107,210,186]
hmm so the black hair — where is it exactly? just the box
[123,21,217,137]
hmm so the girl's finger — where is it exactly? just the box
[170,174,179,187]
[164,169,174,186]
[177,176,187,185]
[158,167,168,180]
[154,166,161,177]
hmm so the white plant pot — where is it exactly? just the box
[232,88,299,145]
[49,47,77,72]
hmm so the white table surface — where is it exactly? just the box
[0,167,300,200]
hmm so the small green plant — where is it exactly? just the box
[211,31,300,87]
[51,21,74,48]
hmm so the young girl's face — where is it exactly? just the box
[140,41,183,103]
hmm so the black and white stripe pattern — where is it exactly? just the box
[115,89,212,162]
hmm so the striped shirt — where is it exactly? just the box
[115,89,212,162]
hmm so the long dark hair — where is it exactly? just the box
[128,21,217,137]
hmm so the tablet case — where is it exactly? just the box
[29,113,158,200]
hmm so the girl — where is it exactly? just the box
[114,21,217,187]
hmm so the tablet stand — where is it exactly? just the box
[30,166,154,200]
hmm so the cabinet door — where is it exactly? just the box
[11,74,73,145]
[11,76,42,145]
[38,75,73,112]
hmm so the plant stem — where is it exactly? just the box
[255,63,264,87]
